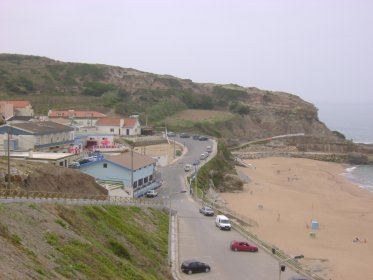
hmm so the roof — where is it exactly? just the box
[105,151,156,170]
[8,121,74,134]
[0,101,31,108]
[49,118,72,125]
[96,117,138,128]
[9,151,74,160]
[7,116,34,122]
[48,110,107,118]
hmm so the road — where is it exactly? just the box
[158,135,302,280]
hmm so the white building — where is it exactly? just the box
[95,117,141,136]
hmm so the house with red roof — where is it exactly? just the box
[48,110,107,127]
[0,100,34,120]
[95,117,141,136]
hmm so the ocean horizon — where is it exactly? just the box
[316,102,373,191]
[316,102,373,144]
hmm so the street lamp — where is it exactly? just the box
[278,255,304,280]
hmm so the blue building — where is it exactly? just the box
[78,151,159,198]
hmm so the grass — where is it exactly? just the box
[49,205,171,279]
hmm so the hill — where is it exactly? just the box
[0,53,336,142]
[0,203,171,279]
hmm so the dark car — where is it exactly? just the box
[180,133,190,138]
[181,260,211,275]
[199,206,214,216]
[192,135,200,140]
[230,241,258,252]
[198,136,208,141]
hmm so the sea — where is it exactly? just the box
[316,102,373,192]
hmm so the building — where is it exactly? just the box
[0,121,74,152]
[48,110,107,127]
[0,100,34,120]
[95,117,141,136]
[4,151,76,167]
[78,151,159,198]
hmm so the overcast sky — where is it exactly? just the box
[1,0,373,105]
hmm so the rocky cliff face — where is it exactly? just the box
[0,53,337,142]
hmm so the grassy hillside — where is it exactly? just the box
[0,203,171,280]
[0,53,336,141]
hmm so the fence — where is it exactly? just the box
[0,189,167,209]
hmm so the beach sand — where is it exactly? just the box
[220,157,373,280]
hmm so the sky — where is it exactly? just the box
[1,0,373,106]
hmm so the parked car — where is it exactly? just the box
[200,153,208,160]
[199,206,214,216]
[206,145,212,153]
[198,136,208,141]
[192,135,200,140]
[167,131,176,137]
[180,133,190,138]
[215,215,231,230]
[146,190,158,198]
[193,159,200,166]
[230,241,258,252]
[181,260,211,275]
[68,162,80,168]
[184,164,192,172]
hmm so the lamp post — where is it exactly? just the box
[278,255,304,280]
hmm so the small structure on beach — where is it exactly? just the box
[311,220,320,230]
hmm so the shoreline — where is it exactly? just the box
[220,157,373,280]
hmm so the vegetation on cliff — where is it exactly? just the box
[0,203,170,279]
[0,53,335,141]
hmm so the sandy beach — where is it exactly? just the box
[220,157,373,280]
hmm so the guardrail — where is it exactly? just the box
[0,189,167,208]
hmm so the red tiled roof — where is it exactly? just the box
[48,110,107,118]
[96,117,138,128]
[0,101,31,108]
[105,152,156,170]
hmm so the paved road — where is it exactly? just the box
[158,135,302,280]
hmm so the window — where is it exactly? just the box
[138,178,143,186]
[144,177,148,183]
[133,181,137,188]
[149,175,153,181]
[103,163,107,168]
[110,128,114,132]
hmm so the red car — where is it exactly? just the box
[230,241,258,252]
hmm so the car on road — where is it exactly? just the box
[180,133,190,138]
[206,145,212,153]
[200,153,208,160]
[184,164,192,172]
[192,135,200,140]
[193,159,200,166]
[167,131,176,137]
[198,135,208,141]
[181,260,211,275]
[230,241,258,252]
[215,215,231,230]
[199,206,214,216]
[145,190,158,198]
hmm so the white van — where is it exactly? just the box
[215,215,231,230]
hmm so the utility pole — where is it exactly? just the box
[7,126,11,190]
[131,146,134,198]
